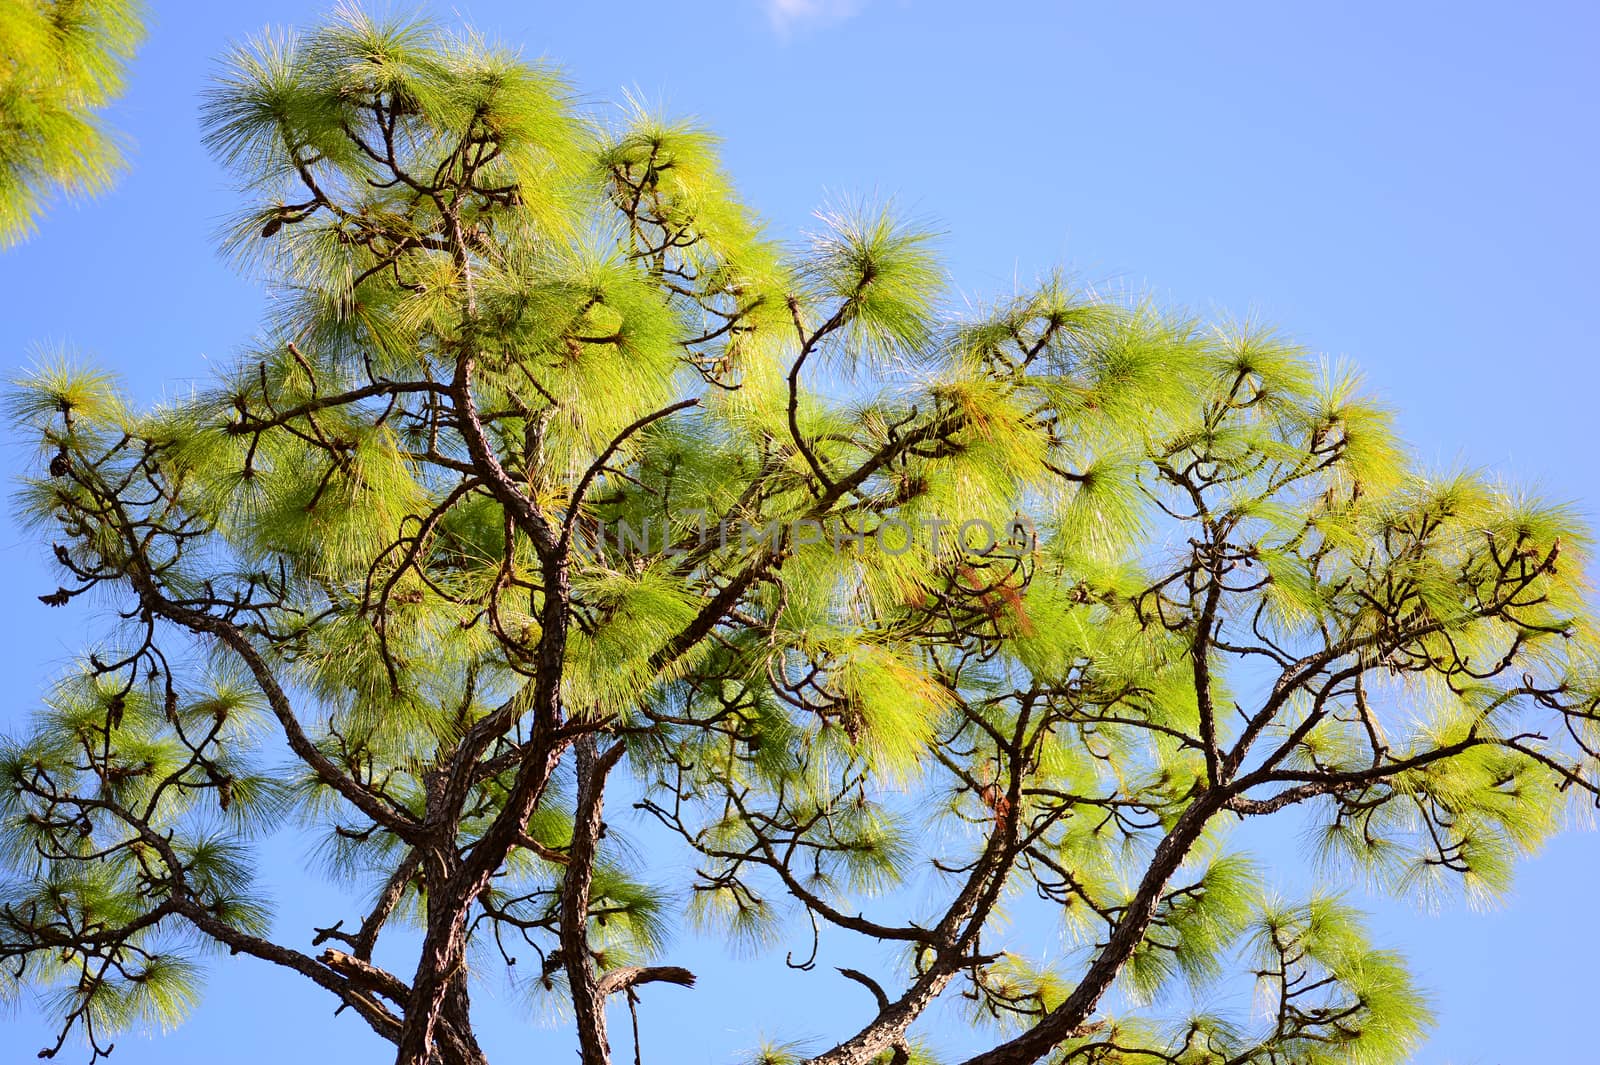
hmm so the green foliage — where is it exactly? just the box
[0,0,144,245]
[4,7,1598,1065]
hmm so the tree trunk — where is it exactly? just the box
[561,734,627,1065]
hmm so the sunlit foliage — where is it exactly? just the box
[4,9,1598,1065]
[0,0,144,245]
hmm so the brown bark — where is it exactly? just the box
[561,734,629,1065]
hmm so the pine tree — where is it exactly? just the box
[5,9,1599,1065]
[0,0,144,245]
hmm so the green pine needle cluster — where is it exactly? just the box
[0,0,144,245]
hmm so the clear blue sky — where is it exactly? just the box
[3,2,1597,1062]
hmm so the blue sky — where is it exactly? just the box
[3,2,1597,1062]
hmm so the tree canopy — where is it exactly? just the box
[5,9,1598,1065]
[0,0,144,245]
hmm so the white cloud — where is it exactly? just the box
[765,0,864,34]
